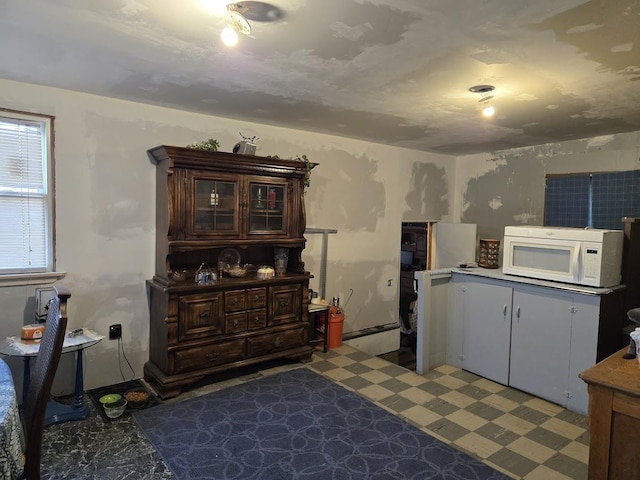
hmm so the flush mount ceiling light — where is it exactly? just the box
[227,3,251,35]
[221,3,252,46]
[469,84,496,118]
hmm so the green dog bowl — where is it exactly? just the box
[99,393,122,404]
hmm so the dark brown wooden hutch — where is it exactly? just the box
[145,145,315,398]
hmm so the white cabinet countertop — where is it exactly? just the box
[449,267,623,296]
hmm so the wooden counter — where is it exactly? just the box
[580,347,640,480]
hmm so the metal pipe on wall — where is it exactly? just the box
[304,227,338,300]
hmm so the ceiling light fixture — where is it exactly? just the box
[469,85,496,118]
[221,3,251,47]
[482,105,495,118]
[221,26,239,46]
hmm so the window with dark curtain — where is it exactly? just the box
[592,171,640,229]
[544,170,640,230]
[544,174,590,228]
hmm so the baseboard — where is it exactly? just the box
[343,324,400,356]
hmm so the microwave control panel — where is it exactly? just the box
[582,243,600,278]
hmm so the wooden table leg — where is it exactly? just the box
[587,384,613,480]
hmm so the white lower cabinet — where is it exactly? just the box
[510,288,585,408]
[449,273,602,414]
[459,280,512,385]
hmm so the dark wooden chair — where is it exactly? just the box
[21,286,70,480]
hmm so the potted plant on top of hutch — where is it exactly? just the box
[145,144,317,399]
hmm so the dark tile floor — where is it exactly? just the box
[40,344,588,479]
[378,332,417,370]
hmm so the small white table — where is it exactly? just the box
[0,329,103,426]
[0,358,23,479]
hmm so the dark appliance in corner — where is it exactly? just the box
[621,217,640,346]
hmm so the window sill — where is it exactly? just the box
[0,272,67,287]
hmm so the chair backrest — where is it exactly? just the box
[23,286,70,480]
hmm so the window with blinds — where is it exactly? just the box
[544,170,640,230]
[0,112,53,274]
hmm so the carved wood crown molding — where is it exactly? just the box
[147,145,316,179]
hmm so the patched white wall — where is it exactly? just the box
[0,79,455,394]
[456,132,640,243]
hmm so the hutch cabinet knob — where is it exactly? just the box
[278,298,289,308]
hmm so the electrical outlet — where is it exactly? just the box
[109,324,122,340]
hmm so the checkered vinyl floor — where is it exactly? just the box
[308,344,589,480]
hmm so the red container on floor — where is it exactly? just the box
[328,308,345,349]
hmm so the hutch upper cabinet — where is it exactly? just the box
[187,171,293,240]
[145,146,315,399]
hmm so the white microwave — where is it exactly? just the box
[502,226,624,287]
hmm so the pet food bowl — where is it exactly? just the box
[103,398,127,418]
[98,393,122,405]
[124,388,150,409]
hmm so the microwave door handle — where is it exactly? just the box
[572,243,581,283]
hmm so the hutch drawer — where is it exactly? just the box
[246,309,268,330]
[225,290,247,312]
[173,338,246,373]
[225,287,267,313]
[247,326,306,358]
[225,312,247,333]
[246,287,267,309]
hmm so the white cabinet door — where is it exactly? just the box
[567,294,601,414]
[509,286,572,406]
[461,278,512,385]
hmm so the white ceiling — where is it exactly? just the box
[1,0,639,155]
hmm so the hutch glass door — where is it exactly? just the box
[248,181,287,234]
[193,178,238,235]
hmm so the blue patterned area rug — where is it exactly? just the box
[134,368,510,480]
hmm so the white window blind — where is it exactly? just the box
[0,113,52,274]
